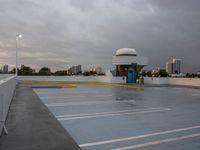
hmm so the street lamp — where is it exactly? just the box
[15,34,22,76]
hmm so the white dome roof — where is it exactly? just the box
[116,48,137,56]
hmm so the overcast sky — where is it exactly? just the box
[0,0,199,72]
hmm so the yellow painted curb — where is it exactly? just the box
[19,80,143,89]
[62,85,78,88]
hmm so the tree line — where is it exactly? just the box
[9,65,52,76]
[9,65,105,76]
[140,69,200,78]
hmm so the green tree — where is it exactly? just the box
[158,69,168,77]
[152,69,168,77]
[38,67,51,76]
[19,65,35,75]
[9,68,16,74]
[140,70,146,77]
[146,71,152,77]
[83,71,90,76]
[54,70,68,76]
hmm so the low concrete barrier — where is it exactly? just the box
[18,76,100,82]
[144,77,200,87]
[0,76,17,136]
[18,74,126,84]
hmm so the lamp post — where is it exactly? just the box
[15,34,22,76]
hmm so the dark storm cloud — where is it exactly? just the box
[0,0,199,72]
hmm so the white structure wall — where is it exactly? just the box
[144,77,200,87]
[0,76,17,135]
[112,56,148,65]
[97,71,126,83]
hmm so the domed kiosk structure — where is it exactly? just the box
[112,48,148,83]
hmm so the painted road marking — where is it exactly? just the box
[56,107,166,118]
[112,133,200,150]
[79,125,200,148]
[40,94,113,99]
[58,108,170,121]
[46,100,135,107]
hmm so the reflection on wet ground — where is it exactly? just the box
[34,85,200,150]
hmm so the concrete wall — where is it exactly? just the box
[18,76,200,86]
[0,76,17,136]
[18,76,100,82]
[18,71,126,84]
[0,74,14,80]
[144,77,200,87]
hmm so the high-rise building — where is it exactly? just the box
[68,65,82,75]
[3,64,8,73]
[172,58,182,74]
[166,62,173,74]
[166,58,182,74]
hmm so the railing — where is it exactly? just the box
[0,76,17,136]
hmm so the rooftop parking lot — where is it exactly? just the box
[34,85,200,150]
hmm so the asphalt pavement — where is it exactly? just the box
[0,84,80,150]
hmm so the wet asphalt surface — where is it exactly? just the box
[34,85,200,150]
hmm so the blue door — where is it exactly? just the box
[127,70,136,83]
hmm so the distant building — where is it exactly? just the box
[94,66,102,74]
[197,71,200,75]
[166,58,182,74]
[172,58,182,74]
[68,65,82,75]
[166,62,174,74]
[3,64,8,73]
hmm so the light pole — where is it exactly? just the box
[15,34,22,76]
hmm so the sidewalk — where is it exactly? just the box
[0,84,80,150]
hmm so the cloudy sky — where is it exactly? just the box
[0,0,199,72]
